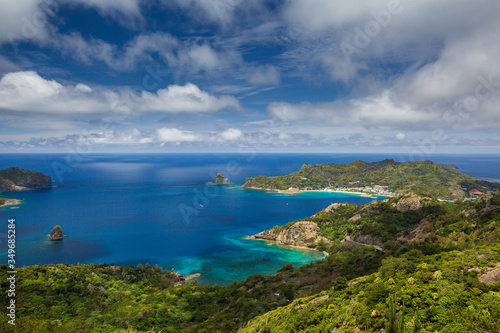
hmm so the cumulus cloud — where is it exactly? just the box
[218,128,242,141]
[0,71,241,114]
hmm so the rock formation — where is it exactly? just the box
[212,173,229,185]
[393,194,431,212]
[253,221,331,248]
[50,225,64,240]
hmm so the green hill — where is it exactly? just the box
[242,159,500,200]
[0,167,52,192]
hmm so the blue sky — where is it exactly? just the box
[0,0,499,153]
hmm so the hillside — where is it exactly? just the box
[0,167,52,205]
[1,192,499,332]
[242,159,500,200]
[0,167,52,191]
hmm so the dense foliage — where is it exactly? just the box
[241,243,500,332]
[1,191,499,332]
[242,160,500,200]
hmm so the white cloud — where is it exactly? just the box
[171,0,243,26]
[156,128,203,142]
[248,65,280,86]
[218,128,242,141]
[268,92,437,130]
[0,71,241,114]
[187,44,220,71]
[139,83,241,113]
[269,0,500,132]
[53,32,235,74]
[0,0,54,45]
[67,0,142,19]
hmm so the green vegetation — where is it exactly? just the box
[1,190,499,332]
[0,167,52,191]
[241,243,500,332]
[242,159,500,200]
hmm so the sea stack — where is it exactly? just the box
[212,173,229,185]
[50,225,64,240]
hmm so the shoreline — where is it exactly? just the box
[242,186,390,198]
[0,199,21,208]
[245,235,328,258]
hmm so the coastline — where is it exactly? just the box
[245,235,328,258]
[242,186,387,198]
[0,198,21,208]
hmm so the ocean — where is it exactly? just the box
[1,153,499,285]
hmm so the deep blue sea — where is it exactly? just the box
[1,153,499,285]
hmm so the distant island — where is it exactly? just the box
[0,167,52,207]
[242,159,500,201]
[212,173,229,185]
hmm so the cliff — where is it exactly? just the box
[253,221,331,249]
[0,167,52,191]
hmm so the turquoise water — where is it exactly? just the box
[1,153,499,285]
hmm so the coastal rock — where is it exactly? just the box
[325,202,348,212]
[212,173,229,185]
[0,167,52,191]
[50,225,64,240]
[254,221,331,248]
[393,194,431,212]
[171,271,188,286]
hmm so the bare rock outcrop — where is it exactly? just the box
[479,263,500,284]
[393,194,431,212]
[254,221,331,248]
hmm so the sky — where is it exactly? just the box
[0,0,499,154]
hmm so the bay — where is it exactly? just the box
[1,153,499,285]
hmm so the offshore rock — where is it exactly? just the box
[50,225,64,240]
[212,173,229,185]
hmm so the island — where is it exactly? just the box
[50,225,65,240]
[212,173,229,185]
[0,167,52,206]
[242,159,500,201]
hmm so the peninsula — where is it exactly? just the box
[0,167,52,191]
[242,159,500,201]
[0,167,52,207]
